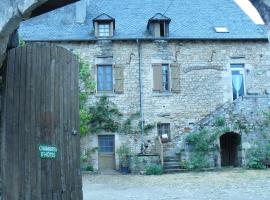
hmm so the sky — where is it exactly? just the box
[234,0,265,24]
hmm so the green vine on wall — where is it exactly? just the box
[185,116,231,169]
[120,112,155,135]
[85,97,155,135]
[76,53,96,136]
[87,96,122,134]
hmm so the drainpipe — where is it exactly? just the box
[137,39,145,154]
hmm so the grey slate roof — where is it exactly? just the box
[19,0,268,41]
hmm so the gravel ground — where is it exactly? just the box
[83,169,270,200]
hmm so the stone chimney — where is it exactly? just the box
[76,0,87,23]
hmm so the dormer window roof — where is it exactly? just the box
[93,13,115,38]
[147,13,171,38]
[148,13,171,22]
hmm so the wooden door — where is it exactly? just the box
[220,133,240,167]
[98,135,115,171]
[1,43,82,199]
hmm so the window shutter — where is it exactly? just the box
[114,64,124,94]
[170,63,181,93]
[94,22,99,37]
[154,23,161,37]
[110,21,114,37]
[152,64,162,92]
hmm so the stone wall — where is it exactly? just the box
[55,39,270,170]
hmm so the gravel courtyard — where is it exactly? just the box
[83,169,270,200]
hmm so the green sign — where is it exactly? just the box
[39,145,58,159]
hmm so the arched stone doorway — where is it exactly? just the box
[220,132,242,167]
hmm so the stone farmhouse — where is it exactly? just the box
[19,0,270,172]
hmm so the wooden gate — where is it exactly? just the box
[1,43,82,199]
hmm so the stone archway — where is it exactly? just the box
[220,132,242,167]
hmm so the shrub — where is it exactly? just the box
[188,152,211,169]
[214,116,225,127]
[145,164,163,175]
[116,144,131,167]
[85,165,94,171]
[179,160,189,169]
[247,158,267,169]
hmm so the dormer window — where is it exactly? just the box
[93,13,115,38]
[148,13,171,38]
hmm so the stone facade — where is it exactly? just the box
[54,39,270,171]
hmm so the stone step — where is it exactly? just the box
[164,168,188,174]
[164,161,180,166]
[164,156,179,159]
[164,158,180,162]
[163,165,182,170]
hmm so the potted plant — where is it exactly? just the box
[116,144,131,174]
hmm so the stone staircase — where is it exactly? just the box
[163,156,187,173]
[160,95,270,171]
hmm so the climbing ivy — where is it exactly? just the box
[186,128,219,169]
[87,96,123,134]
[120,112,155,135]
[19,37,25,47]
[84,97,155,135]
[247,109,270,169]
[76,53,96,136]
[185,116,231,169]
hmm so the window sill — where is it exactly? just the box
[152,92,172,97]
[95,93,116,97]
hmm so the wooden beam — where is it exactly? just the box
[30,0,79,17]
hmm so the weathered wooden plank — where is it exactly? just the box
[59,46,67,200]
[16,46,25,200]
[73,53,83,199]
[70,51,76,200]
[2,48,15,200]
[35,43,42,199]
[51,44,60,195]
[30,43,38,199]
[40,44,48,198]
[10,49,21,199]
[64,48,71,200]
[25,44,33,199]
[45,43,53,200]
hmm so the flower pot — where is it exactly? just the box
[120,166,129,174]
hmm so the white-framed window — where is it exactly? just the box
[231,64,245,100]
[98,23,110,37]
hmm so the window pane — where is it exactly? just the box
[97,65,113,92]
[231,64,245,100]
[99,135,115,153]
[162,65,169,91]
[157,123,170,136]
[99,24,110,37]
